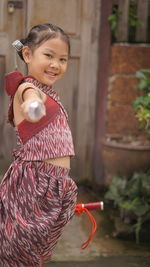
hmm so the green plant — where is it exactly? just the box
[128,3,143,28]
[108,2,143,42]
[105,171,150,244]
[108,7,122,41]
[133,69,150,134]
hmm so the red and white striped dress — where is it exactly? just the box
[0,72,78,267]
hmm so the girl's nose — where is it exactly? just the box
[50,59,59,69]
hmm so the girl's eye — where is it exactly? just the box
[44,54,53,58]
[60,58,67,63]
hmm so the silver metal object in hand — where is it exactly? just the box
[28,101,46,121]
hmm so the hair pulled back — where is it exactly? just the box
[18,23,70,61]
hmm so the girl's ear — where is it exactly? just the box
[22,46,32,63]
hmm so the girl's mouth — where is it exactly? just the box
[45,71,58,77]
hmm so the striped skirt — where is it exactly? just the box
[0,160,77,267]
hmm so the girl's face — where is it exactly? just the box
[23,37,69,86]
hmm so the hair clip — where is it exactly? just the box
[12,40,24,52]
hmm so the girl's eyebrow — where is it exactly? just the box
[44,48,68,57]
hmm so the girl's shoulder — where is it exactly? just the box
[4,71,32,97]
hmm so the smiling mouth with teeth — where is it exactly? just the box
[46,72,57,77]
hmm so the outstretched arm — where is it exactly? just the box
[16,83,46,122]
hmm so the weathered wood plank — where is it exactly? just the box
[0,0,5,31]
[75,0,100,179]
[0,57,5,125]
[117,0,130,42]
[70,38,81,58]
[27,0,81,36]
[136,0,149,42]
[93,0,113,185]
[0,55,14,174]
[0,33,9,56]
[0,0,26,174]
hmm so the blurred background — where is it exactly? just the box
[1,1,150,265]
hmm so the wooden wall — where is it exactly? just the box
[112,0,150,43]
[0,0,101,181]
[0,0,26,174]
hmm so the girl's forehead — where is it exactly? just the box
[39,38,69,53]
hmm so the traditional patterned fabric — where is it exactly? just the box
[0,160,77,266]
[14,109,75,160]
[5,72,75,159]
[14,96,75,160]
[0,72,78,266]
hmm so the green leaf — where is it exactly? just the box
[104,176,127,205]
[124,173,142,198]
[141,175,150,197]
[134,216,142,244]
[138,69,150,74]
[121,198,149,217]
[136,71,146,79]
[136,79,148,90]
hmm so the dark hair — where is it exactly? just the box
[18,23,70,61]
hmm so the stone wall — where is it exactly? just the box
[106,44,150,140]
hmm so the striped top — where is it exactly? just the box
[6,74,75,160]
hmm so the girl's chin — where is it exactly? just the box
[43,74,58,86]
[38,77,54,87]
[32,73,58,86]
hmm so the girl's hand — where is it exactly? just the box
[17,83,47,122]
[21,99,46,122]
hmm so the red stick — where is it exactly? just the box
[76,201,104,211]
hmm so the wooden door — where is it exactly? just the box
[0,0,101,181]
[26,0,101,180]
[0,0,26,174]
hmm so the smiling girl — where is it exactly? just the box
[0,23,77,267]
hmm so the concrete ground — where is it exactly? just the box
[44,256,150,267]
[43,187,150,267]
